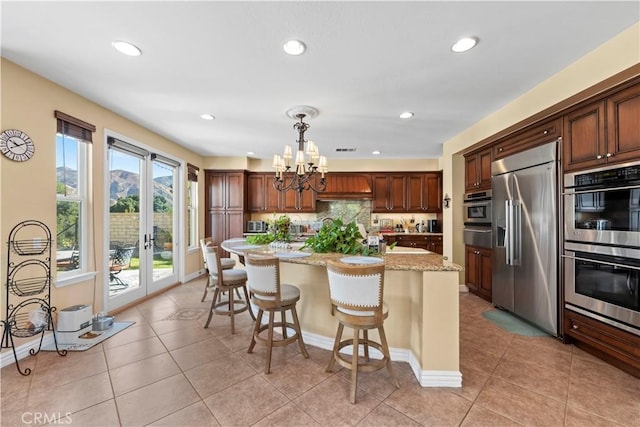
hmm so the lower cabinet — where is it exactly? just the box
[389,234,443,254]
[465,245,492,301]
[564,309,640,378]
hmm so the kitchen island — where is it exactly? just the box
[221,239,464,387]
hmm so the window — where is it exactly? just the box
[187,163,199,249]
[55,111,94,279]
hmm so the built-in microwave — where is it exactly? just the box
[563,241,640,335]
[463,190,492,225]
[564,161,640,248]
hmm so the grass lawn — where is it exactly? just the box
[129,257,173,270]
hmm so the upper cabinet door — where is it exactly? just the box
[372,175,391,211]
[225,172,246,211]
[424,173,442,212]
[389,175,407,211]
[606,84,640,165]
[247,174,266,212]
[465,148,492,191]
[206,172,226,210]
[563,101,607,172]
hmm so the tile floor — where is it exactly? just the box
[1,277,638,426]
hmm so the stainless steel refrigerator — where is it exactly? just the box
[491,140,560,336]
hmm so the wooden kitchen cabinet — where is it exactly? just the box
[281,187,316,212]
[407,172,442,213]
[465,245,492,301]
[564,83,640,172]
[564,308,640,378]
[372,174,407,212]
[390,234,443,254]
[205,170,247,254]
[247,173,280,213]
[493,118,562,160]
[246,172,315,213]
[464,148,492,191]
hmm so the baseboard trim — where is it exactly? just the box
[301,330,462,388]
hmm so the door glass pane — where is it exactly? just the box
[108,149,142,296]
[152,160,175,282]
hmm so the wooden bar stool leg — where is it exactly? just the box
[290,305,309,358]
[265,311,275,374]
[363,329,370,361]
[378,325,399,388]
[326,323,344,373]
[280,310,288,338]
[243,286,256,320]
[248,309,263,354]
[204,287,221,328]
[228,287,235,334]
[350,328,360,404]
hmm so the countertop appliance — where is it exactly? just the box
[492,140,560,336]
[463,189,492,225]
[563,160,640,248]
[56,304,93,344]
[247,220,267,233]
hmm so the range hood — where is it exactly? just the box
[316,173,373,200]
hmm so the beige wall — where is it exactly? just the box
[442,22,640,283]
[1,59,205,315]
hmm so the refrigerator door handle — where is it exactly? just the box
[512,200,521,266]
[505,200,512,265]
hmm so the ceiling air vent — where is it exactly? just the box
[335,148,356,152]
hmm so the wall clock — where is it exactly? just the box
[0,129,35,162]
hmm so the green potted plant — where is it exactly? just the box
[302,218,366,254]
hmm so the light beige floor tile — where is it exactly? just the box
[334,359,410,401]
[459,341,503,373]
[460,405,522,426]
[567,376,640,426]
[170,336,231,371]
[101,323,156,349]
[1,362,33,400]
[564,404,626,427]
[216,324,257,351]
[25,371,113,416]
[111,307,147,325]
[103,335,166,370]
[570,355,640,393]
[293,375,381,426]
[358,402,421,426]
[184,352,256,399]
[456,362,492,401]
[65,399,120,426]
[252,402,321,427]
[203,375,289,426]
[383,380,472,426]
[30,350,107,390]
[502,339,572,373]
[148,401,220,426]
[149,318,202,336]
[157,324,214,351]
[115,373,199,426]
[475,377,566,426]
[260,353,333,399]
[109,352,180,396]
[492,356,570,402]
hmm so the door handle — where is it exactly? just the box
[505,200,512,265]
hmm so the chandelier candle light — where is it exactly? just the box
[273,106,328,195]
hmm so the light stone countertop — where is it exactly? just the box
[222,239,462,272]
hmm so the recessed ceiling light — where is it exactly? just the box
[247,151,255,156]
[399,112,414,119]
[283,40,306,56]
[451,37,478,53]
[200,114,215,120]
[372,150,381,155]
[111,40,142,57]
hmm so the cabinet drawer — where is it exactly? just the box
[494,118,562,160]
[564,309,640,372]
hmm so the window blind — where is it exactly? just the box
[55,110,95,143]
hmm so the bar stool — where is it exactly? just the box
[244,254,309,374]
[325,260,399,404]
[203,245,254,333]
[200,237,236,302]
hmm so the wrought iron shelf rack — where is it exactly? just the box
[1,220,66,375]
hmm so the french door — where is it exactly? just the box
[106,136,179,310]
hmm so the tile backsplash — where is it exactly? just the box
[251,200,438,234]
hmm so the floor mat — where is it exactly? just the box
[481,310,549,337]
[42,321,135,351]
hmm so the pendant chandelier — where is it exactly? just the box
[272,106,328,194]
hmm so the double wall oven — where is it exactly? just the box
[463,189,492,248]
[563,161,640,335]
